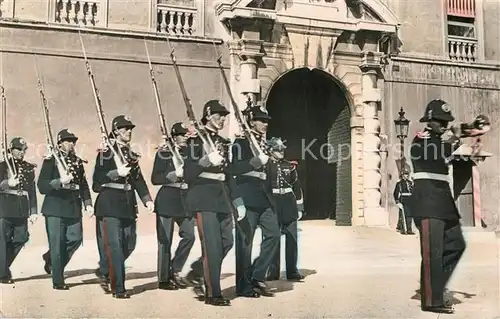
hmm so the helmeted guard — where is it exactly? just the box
[183,100,234,306]
[231,104,281,298]
[265,137,305,282]
[0,137,37,284]
[393,170,414,235]
[151,122,194,290]
[38,129,92,290]
[92,115,154,299]
[410,99,489,314]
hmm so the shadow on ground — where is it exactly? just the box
[220,268,317,301]
[410,288,477,305]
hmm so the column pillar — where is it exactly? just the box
[359,53,386,226]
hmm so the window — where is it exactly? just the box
[446,0,477,62]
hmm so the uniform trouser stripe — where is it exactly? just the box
[195,212,213,298]
[101,219,116,291]
[421,219,432,307]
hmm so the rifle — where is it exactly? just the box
[143,39,183,169]
[166,38,249,245]
[34,54,71,177]
[213,43,264,158]
[0,86,16,178]
[166,38,216,155]
[78,31,127,167]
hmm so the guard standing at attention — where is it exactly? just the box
[0,137,37,284]
[393,170,414,235]
[265,137,305,282]
[38,129,93,290]
[183,100,235,306]
[151,122,194,290]
[232,105,281,298]
[410,99,489,314]
[93,115,154,299]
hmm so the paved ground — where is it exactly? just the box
[0,216,498,318]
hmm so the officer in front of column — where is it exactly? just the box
[37,129,93,290]
[393,170,414,235]
[0,137,38,284]
[151,122,194,290]
[265,137,305,282]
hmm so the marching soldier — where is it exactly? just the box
[0,137,37,284]
[410,99,489,314]
[265,137,305,282]
[151,122,194,290]
[38,129,93,290]
[232,105,281,298]
[183,100,235,306]
[393,170,414,235]
[93,115,154,299]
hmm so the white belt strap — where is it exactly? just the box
[166,182,188,189]
[412,172,449,182]
[0,189,28,197]
[272,187,293,195]
[61,183,80,190]
[242,171,267,180]
[199,172,225,181]
[102,183,132,191]
[400,193,411,196]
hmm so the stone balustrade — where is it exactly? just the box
[448,35,477,62]
[157,4,197,36]
[55,0,101,26]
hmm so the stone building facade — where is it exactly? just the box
[0,0,499,227]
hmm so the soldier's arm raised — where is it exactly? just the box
[291,165,304,211]
[229,138,255,175]
[151,150,174,185]
[37,157,61,194]
[92,150,117,192]
[183,137,205,184]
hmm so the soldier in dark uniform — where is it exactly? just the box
[151,122,194,290]
[0,137,37,284]
[231,105,281,298]
[92,115,154,299]
[410,99,489,314]
[264,137,305,282]
[183,100,235,306]
[37,129,93,290]
[393,170,414,235]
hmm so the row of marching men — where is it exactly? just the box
[0,99,305,306]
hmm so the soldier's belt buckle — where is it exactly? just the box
[69,184,76,190]
[124,184,131,191]
[17,190,23,196]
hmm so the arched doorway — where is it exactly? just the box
[265,68,352,224]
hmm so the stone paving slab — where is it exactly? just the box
[0,220,498,318]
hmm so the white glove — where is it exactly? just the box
[175,167,184,178]
[8,177,19,187]
[29,214,39,225]
[117,165,131,177]
[208,151,224,166]
[236,205,246,221]
[85,205,94,217]
[396,203,403,210]
[298,211,303,220]
[146,201,155,213]
[258,153,269,165]
[60,174,73,185]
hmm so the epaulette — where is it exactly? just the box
[415,131,430,139]
[290,160,299,167]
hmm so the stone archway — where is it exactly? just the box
[265,67,353,225]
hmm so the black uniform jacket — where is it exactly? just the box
[230,135,272,209]
[38,152,92,218]
[0,158,37,218]
[183,131,234,214]
[409,129,460,220]
[269,158,304,224]
[393,179,413,204]
[151,147,189,218]
[92,142,152,219]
